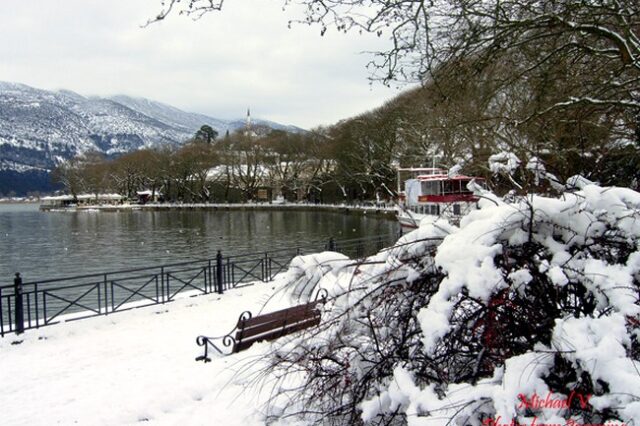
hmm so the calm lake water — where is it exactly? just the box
[0,203,398,285]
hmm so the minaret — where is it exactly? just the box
[245,107,251,134]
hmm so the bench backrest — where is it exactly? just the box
[233,300,322,352]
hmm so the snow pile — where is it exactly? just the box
[265,181,640,425]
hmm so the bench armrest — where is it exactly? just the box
[195,311,252,361]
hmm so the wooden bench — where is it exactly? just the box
[196,290,327,362]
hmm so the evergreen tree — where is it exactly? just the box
[194,125,218,144]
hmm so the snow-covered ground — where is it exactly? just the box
[0,279,293,426]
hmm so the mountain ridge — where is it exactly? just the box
[0,81,304,195]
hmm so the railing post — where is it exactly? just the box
[263,252,268,282]
[0,287,4,337]
[103,274,108,315]
[166,272,171,302]
[14,273,24,335]
[216,250,224,294]
[160,266,165,303]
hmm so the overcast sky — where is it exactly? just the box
[0,0,405,129]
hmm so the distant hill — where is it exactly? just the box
[0,81,304,195]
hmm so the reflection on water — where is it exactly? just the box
[0,204,398,284]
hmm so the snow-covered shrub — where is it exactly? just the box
[262,183,640,426]
[261,224,451,425]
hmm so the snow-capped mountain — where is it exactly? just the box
[0,81,303,195]
[109,95,231,135]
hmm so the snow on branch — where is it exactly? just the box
[489,151,521,176]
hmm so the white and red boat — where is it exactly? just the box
[397,167,483,231]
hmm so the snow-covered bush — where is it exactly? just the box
[262,182,640,426]
[261,225,451,425]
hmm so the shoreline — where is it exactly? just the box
[0,199,39,204]
[72,202,398,219]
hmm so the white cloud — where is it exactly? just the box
[0,0,403,128]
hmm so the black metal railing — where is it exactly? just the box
[1,233,400,337]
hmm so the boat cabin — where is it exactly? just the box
[397,167,484,229]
